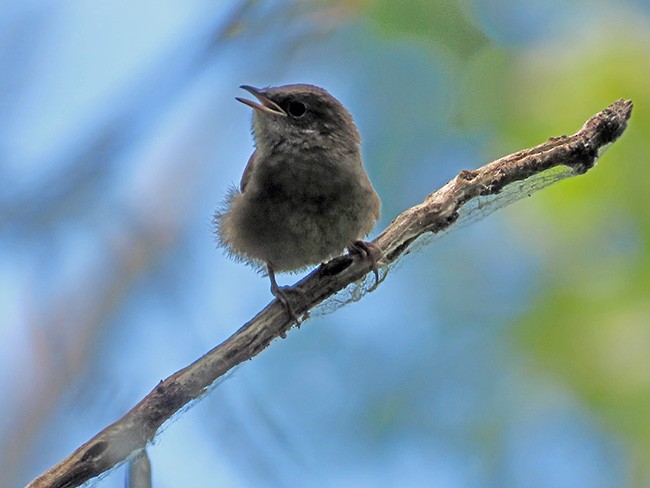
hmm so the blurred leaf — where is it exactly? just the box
[364,0,490,59]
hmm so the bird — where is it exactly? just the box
[215,84,381,320]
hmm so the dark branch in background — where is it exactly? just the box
[27,100,632,488]
[2,0,326,235]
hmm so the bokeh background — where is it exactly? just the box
[2,1,649,487]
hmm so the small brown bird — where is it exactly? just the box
[215,84,381,317]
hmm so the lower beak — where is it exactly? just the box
[236,85,286,116]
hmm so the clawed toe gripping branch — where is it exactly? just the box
[27,99,632,488]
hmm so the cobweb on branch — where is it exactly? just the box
[312,161,585,317]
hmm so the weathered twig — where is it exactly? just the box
[27,99,632,488]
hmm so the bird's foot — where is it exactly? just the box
[270,284,308,327]
[349,241,383,291]
[267,265,306,327]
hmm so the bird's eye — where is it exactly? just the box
[287,101,306,118]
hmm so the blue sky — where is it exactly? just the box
[1,1,640,487]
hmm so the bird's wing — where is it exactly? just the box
[240,150,256,192]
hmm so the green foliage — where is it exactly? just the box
[503,20,650,484]
[365,0,490,59]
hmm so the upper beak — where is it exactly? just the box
[236,85,286,116]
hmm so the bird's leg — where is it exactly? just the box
[349,241,382,290]
[267,265,302,325]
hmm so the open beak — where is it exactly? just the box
[236,85,286,116]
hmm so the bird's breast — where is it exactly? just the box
[254,148,357,201]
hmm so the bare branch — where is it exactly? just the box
[27,99,632,488]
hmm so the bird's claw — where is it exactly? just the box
[270,284,305,326]
[349,241,382,290]
[267,265,305,326]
